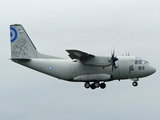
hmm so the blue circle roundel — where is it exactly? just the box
[10,27,17,42]
[49,66,53,70]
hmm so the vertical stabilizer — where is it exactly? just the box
[10,24,37,59]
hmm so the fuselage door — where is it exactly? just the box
[118,60,129,79]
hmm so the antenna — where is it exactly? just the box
[126,51,130,56]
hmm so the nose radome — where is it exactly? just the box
[152,67,156,73]
[149,66,156,75]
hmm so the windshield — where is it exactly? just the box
[135,60,148,64]
[142,60,148,64]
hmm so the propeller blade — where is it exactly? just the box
[110,50,118,71]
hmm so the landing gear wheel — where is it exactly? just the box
[84,82,90,89]
[100,82,106,89]
[132,82,138,87]
[94,82,100,88]
[90,83,96,90]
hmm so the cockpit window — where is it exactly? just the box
[142,60,148,64]
[135,60,138,64]
[145,61,148,64]
[135,60,148,64]
[142,61,145,64]
[139,60,142,64]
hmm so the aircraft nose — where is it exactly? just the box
[152,67,156,73]
[148,66,156,75]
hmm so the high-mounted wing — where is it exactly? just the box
[66,50,95,60]
[66,49,111,67]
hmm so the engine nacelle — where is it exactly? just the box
[83,56,111,67]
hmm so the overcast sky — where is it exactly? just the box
[0,0,160,120]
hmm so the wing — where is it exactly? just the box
[66,49,95,60]
[66,49,111,67]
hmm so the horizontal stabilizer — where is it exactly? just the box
[11,58,31,62]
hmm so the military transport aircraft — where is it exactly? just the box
[10,24,156,89]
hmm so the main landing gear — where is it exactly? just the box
[84,82,106,89]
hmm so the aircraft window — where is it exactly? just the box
[142,60,148,64]
[135,60,148,64]
[135,60,138,64]
[139,60,142,64]
[145,61,148,64]
[138,66,141,70]
[142,66,145,70]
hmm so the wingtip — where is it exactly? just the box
[66,50,70,53]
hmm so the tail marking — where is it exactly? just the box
[10,27,17,43]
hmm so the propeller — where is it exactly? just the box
[110,50,118,71]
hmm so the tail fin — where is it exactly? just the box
[10,24,62,60]
[10,24,38,59]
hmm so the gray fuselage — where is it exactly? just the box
[14,56,155,82]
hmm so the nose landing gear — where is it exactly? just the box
[132,81,138,87]
[131,78,139,87]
